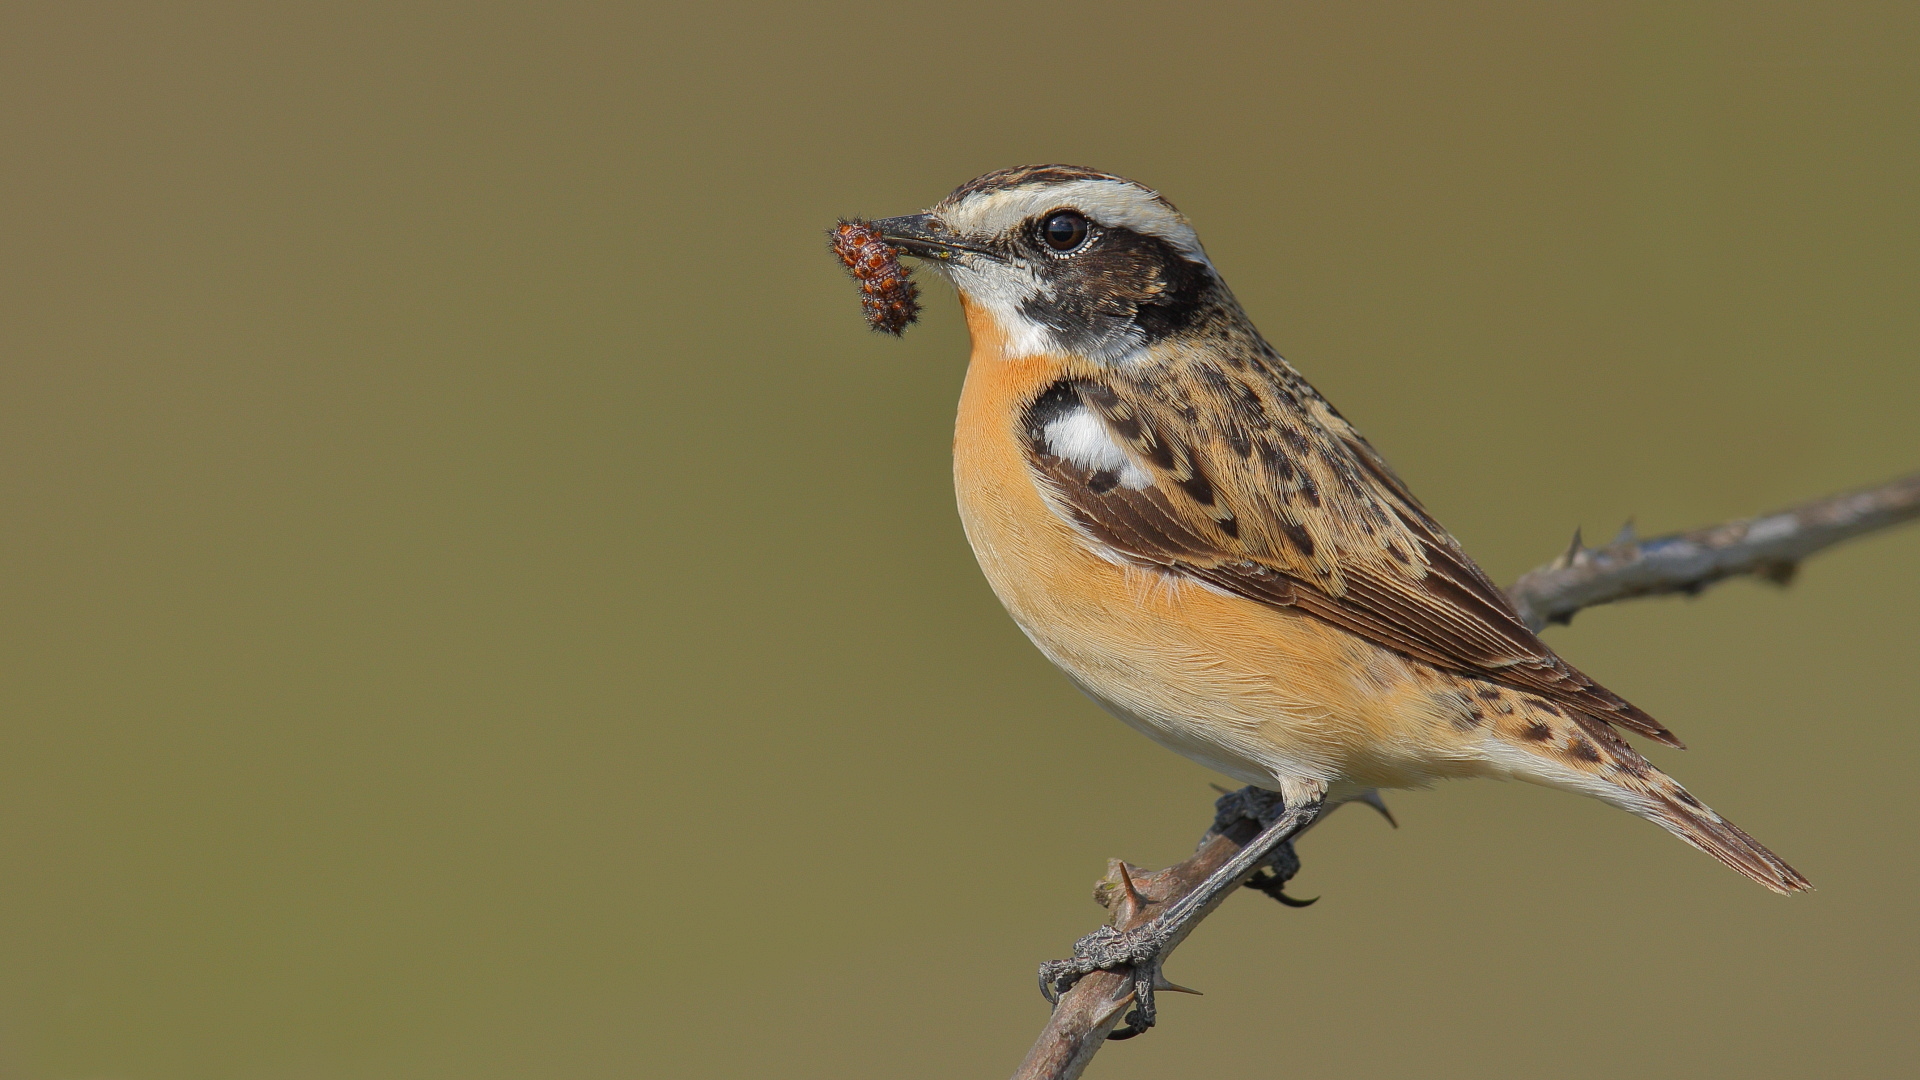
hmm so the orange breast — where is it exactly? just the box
[949,297,1482,791]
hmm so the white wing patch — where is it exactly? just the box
[1043,407,1153,490]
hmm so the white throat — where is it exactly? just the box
[926,258,1054,359]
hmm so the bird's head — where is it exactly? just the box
[872,165,1229,363]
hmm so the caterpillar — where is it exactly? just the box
[829,219,920,336]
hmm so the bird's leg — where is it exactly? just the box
[1214,786,1315,906]
[1038,788,1324,1039]
[1242,842,1314,907]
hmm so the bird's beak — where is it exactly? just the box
[870,213,995,262]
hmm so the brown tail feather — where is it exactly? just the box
[1482,684,1811,893]
[1590,721,1811,893]
[1638,789,1812,894]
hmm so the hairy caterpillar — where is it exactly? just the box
[829,219,920,336]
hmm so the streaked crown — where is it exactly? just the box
[933,165,1212,270]
[892,165,1231,363]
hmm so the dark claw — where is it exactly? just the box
[1107,1003,1152,1039]
[1244,868,1318,907]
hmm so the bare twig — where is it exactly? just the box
[1508,472,1920,632]
[1011,471,1920,1080]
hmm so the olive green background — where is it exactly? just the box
[2,3,1916,1078]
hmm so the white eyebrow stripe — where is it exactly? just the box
[1043,407,1154,490]
[939,180,1213,269]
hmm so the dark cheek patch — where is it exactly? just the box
[1020,223,1218,354]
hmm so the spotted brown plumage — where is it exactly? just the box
[1021,356,1684,752]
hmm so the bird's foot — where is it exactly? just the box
[1037,921,1188,1039]
[1035,786,1323,1041]
[1242,832,1313,906]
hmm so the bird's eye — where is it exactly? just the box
[1040,210,1090,253]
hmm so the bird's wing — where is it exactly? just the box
[1022,365,1681,748]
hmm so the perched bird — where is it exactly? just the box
[856,164,1807,1024]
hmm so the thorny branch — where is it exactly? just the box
[1508,472,1920,632]
[1011,471,1920,1080]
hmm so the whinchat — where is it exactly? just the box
[842,166,1807,1004]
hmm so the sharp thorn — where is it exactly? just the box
[1153,976,1205,996]
[1113,861,1148,910]
[1558,527,1585,568]
[1357,789,1398,828]
[1095,990,1137,1027]
[1208,782,1234,795]
[1612,517,1638,546]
